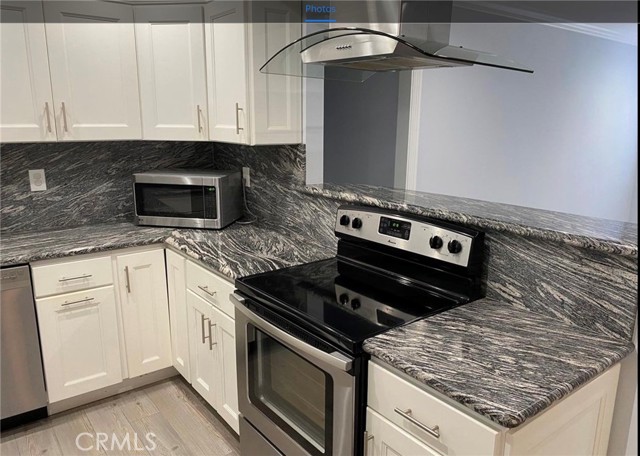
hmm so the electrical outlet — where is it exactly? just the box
[29,169,47,192]
[242,166,250,187]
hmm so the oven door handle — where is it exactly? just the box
[231,293,354,373]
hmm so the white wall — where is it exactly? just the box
[415,23,638,223]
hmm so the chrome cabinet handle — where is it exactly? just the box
[61,102,68,132]
[59,274,92,282]
[198,285,216,297]
[208,321,216,350]
[124,266,131,293]
[197,104,203,133]
[363,431,374,456]
[44,102,52,133]
[235,102,243,134]
[201,314,212,344]
[394,408,440,439]
[61,297,94,307]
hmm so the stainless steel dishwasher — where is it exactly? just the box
[1,266,48,429]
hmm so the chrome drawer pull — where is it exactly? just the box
[363,431,374,456]
[198,285,216,297]
[59,274,92,282]
[394,408,440,439]
[61,297,94,307]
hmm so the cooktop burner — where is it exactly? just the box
[236,257,470,354]
[235,205,485,354]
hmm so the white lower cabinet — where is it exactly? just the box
[166,249,190,381]
[187,289,218,407]
[366,360,621,456]
[171,255,239,433]
[32,246,171,405]
[35,286,123,403]
[116,249,172,378]
[366,408,441,456]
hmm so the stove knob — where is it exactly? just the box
[339,293,349,305]
[350,298,361,310]
[351,218,363,229]
[339,215,350,226]
[429,235,443,249]
[448,239,463,254]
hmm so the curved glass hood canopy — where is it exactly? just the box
[261,7,534,82]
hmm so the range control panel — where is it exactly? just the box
[335,207,476,268]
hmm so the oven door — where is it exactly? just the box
[231,294,356,456]
[133,181,218,228]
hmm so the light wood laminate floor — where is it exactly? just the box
[0,377,240,456]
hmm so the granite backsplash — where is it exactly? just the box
[0,141,214,232]
[0,140,636,342]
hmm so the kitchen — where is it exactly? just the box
[0,1,637,455]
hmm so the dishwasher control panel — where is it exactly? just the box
[335,206,482,268]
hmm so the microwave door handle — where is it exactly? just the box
[231,293,353,374]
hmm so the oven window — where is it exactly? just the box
[135,184,208,218]
[248,327,333,456]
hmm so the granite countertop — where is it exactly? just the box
[363,298,635,428]
[301,184,638,257]
[0,222,332,281]
[0,223,173,266]
[1,222,634,430]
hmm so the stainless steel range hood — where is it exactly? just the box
[261,1,533,82]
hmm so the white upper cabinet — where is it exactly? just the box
[0,2,57,142]
[205,2,302,145]
[43,1,142,140]
[134,5,209,141]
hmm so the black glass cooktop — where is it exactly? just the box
[235,258,470,354]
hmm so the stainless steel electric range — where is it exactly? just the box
[231,205,486,456]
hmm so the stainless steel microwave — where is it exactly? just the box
[133,169,242,229]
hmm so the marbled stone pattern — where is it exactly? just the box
[0,141,214,233]
[0,221,333,279]
[302,183,638,257]
[213,143,339,252]
[0,223,172,266]
[484,229,638,341]
[167,223,333,280]
[363,298,635,428]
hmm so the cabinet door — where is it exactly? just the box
[43,2,141,140]
[134,6,208,140]
[366,408,441,456]
[211,305,239,433]
[36,286,123,403]
[117,249,172,378]
[0,2,56,142]
[166,250,190,381]
[204,2,249,144]
[187,289,218,407]
[247,5,302,145]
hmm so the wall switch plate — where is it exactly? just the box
[29,169,47,192]
[242,167,250,187]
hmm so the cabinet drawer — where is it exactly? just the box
[368,362,501,456]
[186,260,234,318]
[32,256,113,298]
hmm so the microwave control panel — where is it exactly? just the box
[335,207,477,268]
